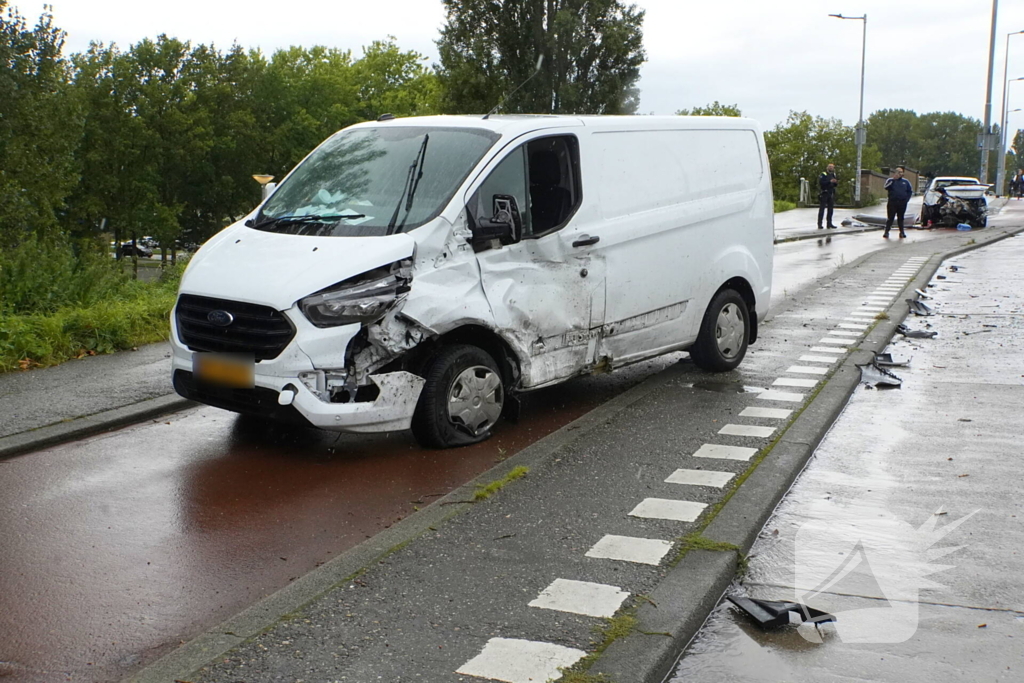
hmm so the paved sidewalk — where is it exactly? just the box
[671,234,1024,682]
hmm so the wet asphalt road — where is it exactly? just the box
[0,227,951,682]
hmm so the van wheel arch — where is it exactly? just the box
[414,325,522,392]
[719,277,757,344]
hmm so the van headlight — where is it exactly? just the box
[299,265,410,328]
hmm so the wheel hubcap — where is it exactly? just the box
[447,366,503,436]
[715,303,745,359]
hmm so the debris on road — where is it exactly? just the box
[896,323,938,339]
[906,299,936,316]
[915,288,932,299]
[875,352,911,367]
[727,595,836,629]
[858,362,903,388]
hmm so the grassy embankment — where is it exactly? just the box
[0,236,184,373]
[774,200,797,213]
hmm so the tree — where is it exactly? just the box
[676,102,741,117]
[352,38,440,121]
[765,111,881,205]
[0,1,82,245]
[866,109,919,168]
[435,0,646,115]
[912,111,982,178]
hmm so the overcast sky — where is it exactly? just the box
[14,0,1024,131]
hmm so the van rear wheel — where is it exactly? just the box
[412,344,504,448]
[690,289,749,372]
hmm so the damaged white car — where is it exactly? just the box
[919,176,989,228]
[171,115,774,448]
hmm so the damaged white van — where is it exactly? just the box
[171,115,774,447]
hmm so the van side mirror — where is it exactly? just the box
[471,194,522,245]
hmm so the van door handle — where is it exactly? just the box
[572,235,600,247]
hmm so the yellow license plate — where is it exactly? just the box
[193,353,254,388]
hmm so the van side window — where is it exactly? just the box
[526,136,580,235]
[470,146,531,236]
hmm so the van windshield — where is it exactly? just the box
[251,126,499,237]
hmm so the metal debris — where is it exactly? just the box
[914,288,932,299]
[906,299,935,316]
[858,362,903,387]
[875,352,911,367]
[897,323,938,339]
[727,596,837,629]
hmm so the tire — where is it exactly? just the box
[689,289,750,372]
[411,344,505,448]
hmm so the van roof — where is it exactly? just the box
[346,114,761,137]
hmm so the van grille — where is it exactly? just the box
[175,294,295,361]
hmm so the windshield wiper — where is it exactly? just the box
[387,134,429,235]
[248,213,366,229]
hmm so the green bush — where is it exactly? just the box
[0,257,185,372]
[774,200,797,213]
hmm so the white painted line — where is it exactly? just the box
[719,423,776,437]
[693,443,759,461]
[457,637,587,683]
[818,338,852,345]
[843,317,874,322]
[586,534,674,565]
[810,345,846,353]
[665,468,736,487]
[786,365,829,375]
[847,312,877,317]
[865,297,892,302]
[826,332,860,339]
[740,406,792,419]
[836,323,868,329]
[799,354,839,363]
[773,377,818,388]
[629,498,707,522]
[755,390,805,402]
[529,578,629,617]
[874,288,901,292]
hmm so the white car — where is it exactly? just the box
[920,176,989,228]
[170,115,775,448]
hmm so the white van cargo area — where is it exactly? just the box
[170,115,774,448]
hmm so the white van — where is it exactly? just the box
[171,115,774,447]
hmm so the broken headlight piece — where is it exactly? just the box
[299,262,411,328]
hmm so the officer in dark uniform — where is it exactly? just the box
[883,166,914,238]
[818,163,838,229]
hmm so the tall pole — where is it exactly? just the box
[997,31,1024,196]
[855,15,867,205]
[980,0,999,183]
[829,13,868,205]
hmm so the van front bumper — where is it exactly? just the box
[172,367,425,432]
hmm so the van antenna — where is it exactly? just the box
[483,55,544,119]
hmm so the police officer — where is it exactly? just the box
[883,166,914,239]
[818,163,838,229]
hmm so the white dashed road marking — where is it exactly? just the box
[836,323,868,329]
[810,345,846,353]
[585,534,674,565]
[799,355,839,363]
[739,406,792,419]
[756,390,805,402]
[786,365,828,375]
[665,468,735,487]
[719,423,776,437]
[693,443,759,460]
[529,578,629,618]
[629,498,707,522]
[457,637,587,683]
[772,377,818,388]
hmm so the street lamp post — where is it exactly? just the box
[829,13,867,205]
[996,30,1024,196]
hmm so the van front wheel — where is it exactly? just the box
[690,289,749,372]
[412,344,505,448]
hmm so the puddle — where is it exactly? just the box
[687,381,767,394]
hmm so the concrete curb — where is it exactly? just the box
[0,394,195,461]
[588,223,1024,683]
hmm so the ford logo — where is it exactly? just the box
[207,310,234,327]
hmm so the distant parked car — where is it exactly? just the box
[919,176,989,228]
[120,242,153,258]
